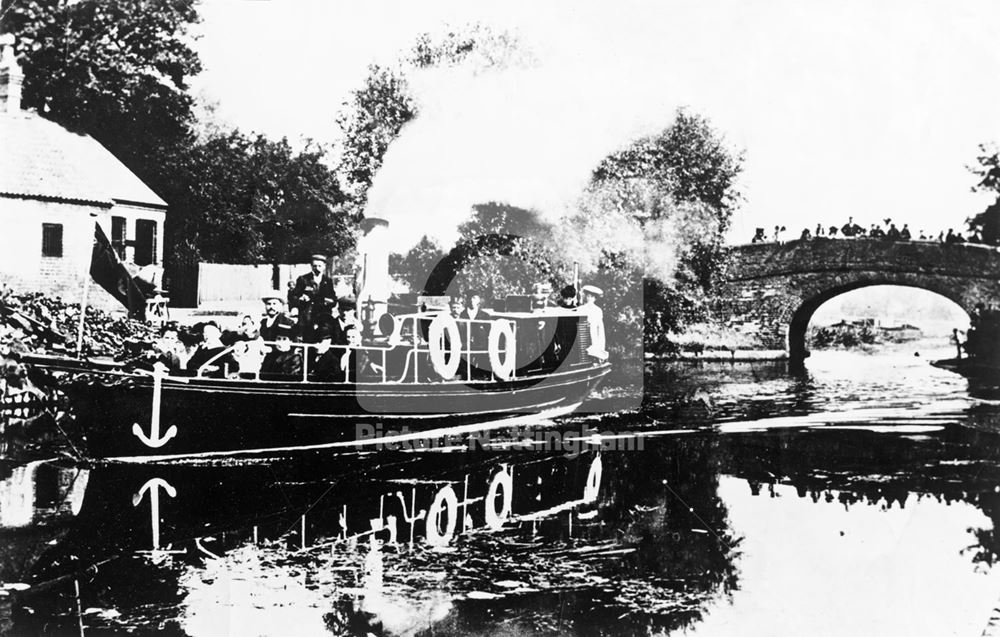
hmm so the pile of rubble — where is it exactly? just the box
[0,287,158,379]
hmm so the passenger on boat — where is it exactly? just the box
[259,320,302,379]
[578,285,608,362]
[449,296,465,319]
[312,324,382,382]
[186,322,240,377]
[288,254,337,343]
[531,282,552,311]
[459,290,490,321]
[259,291,290,342]
[555,286,581,363]
[137,325,188,372]
[557,285,578,309]
[459,290,491,376]
[223,314,258,346]
[334,298,359,344]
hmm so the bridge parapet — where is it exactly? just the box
[727,239,1000,282]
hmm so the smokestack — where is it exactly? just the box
[357,217,391,327]
[0,34,23,114]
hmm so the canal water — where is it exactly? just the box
[2,341,1000,635]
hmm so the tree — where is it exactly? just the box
[589,111,743,352]
[967,144,1000,245]
[4,1,356,271]
[162,131,352,265]
[336,26,530,205]
[389,235,447,293]
[1,0,201,174]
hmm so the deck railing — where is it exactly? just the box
[191,313,518,385]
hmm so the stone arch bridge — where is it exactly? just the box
[718,239,1000,363]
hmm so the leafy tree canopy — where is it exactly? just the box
[162,131,352,265]
[2,0,354,269]
[967,144,1000,245]
[2,0,201,164]
[336,25,530,204]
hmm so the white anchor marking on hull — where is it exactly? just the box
[132,362,178,448]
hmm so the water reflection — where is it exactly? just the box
[1,346,1000,635]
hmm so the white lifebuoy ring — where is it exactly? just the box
[429,314,461,379]
[484,467,513,530]
[488,320,516,380]
[583,455,602,503]
[425,485,459,546]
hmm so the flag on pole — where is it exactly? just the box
[90,222,146,320]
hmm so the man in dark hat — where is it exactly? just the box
[557,285,577,309]
[334,297,357,346]
[288,254,336,342]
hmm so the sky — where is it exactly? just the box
[191,0,1000,248]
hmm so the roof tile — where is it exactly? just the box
[0,111,167,208]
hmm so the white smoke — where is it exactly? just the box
[362,32,688,263]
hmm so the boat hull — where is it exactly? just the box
[50,363,611,461]
[931,357,1000,381]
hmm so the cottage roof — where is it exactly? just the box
[0,111,167,209]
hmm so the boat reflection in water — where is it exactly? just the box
[3,380,1000,635]
[0,435,744,636]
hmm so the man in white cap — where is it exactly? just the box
[579,284,608,361]
[288,254,336,342]
[259,290,290,342]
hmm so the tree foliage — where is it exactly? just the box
[967,144,1000,245]
[336,26,530,205]
[162,132,352,265]
[590,111,743,351]
[388,235,447,293]
[2,0,354,269]
[2,0,200,168]
[593,110,743,224]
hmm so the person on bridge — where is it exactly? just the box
[886,223,901,241]
[815,223,825,237]
[841,217,857,237]
[828,225,839,237]
[800,227,812,240]
[869,224,885,239]
[751,228,766,243]
[899,224,911,240]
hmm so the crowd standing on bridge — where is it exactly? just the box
[751,217,991,245]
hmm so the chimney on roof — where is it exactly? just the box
[0,34,24,114]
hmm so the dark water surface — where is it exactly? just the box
[3,342,1000,636]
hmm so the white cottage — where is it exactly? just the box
[0,36,166,312]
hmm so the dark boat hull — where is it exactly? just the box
[931,357,1000,383]
[47,362,611,461]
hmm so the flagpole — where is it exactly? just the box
[76,272,90,356]
[77,214,98,357]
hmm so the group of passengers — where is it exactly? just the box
[139,252,609,381]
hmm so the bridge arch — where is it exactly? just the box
[720,239,1000,363]
[787,280,970,363]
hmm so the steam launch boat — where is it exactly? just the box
[23,220,612,461]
